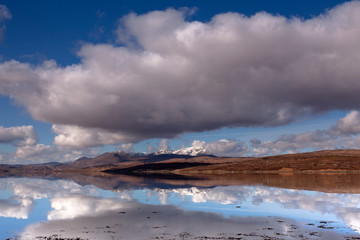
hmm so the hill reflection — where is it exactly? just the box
[0,174,359,239]
[8,172,360,193]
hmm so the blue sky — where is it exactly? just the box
[1,0,360,163]
[0,0,349,65]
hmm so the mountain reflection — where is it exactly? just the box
[0,176,359,239]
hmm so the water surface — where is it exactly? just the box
[1,174,360,239]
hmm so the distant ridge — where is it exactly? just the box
[2,149,360,195]
[2,149,360,175]
[64,149,360,173]
[63,151,213,170]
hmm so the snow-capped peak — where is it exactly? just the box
[172,146,210,156]
[154,146,211,156]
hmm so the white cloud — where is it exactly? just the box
[167,111,360,157]
[250,130,336,156]
[333,110,360,135]
[0,4,11,41]
[0,5,11,21]
[158,139,170,151]
[0,125,38,146]
[190,139,249,157]
[118,143,134,152]
[250,111,360,156]
[12,144,98,164]
[0,2,360,144]
[3,111,360,163]
[52,124,134,148]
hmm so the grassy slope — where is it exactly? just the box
[2,149,360,175]
[172,150,360,173]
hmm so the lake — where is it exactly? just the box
[1,173,360,239]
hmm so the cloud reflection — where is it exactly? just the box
[21,197,349,240]
[154,186,251,204]
[147,185,360,234]
[48,195,125,220]
[0,196,33,219]
[0,177,359,238]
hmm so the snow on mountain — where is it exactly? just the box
[154,146,211,156]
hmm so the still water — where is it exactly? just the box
[0,174,360,240]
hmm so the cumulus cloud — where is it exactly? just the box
[0,4,11,41]
[333,110,360,135]
[4,111,360,163]
[0,125,38,146]
[250,130,337,156]
[158,139,170,151]
[189,139,249,157]
[52,124,135,148]
[250,110,360,156]
[118,143,134,152]
[11,144,98,163]
[2,3,360,145]
[167,110,360,157]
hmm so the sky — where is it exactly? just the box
[1,0,360,163]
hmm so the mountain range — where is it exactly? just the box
[1,149,360,194]
[2,149,360,176]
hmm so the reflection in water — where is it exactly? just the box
[21,199,347,240]
[0,196,33,219]
[151,186,360,233]
[0,176,359,239]
[48,195,125,220]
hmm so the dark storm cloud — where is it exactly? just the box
[1,2,360,147]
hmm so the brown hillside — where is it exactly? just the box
[176,149,360,172]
